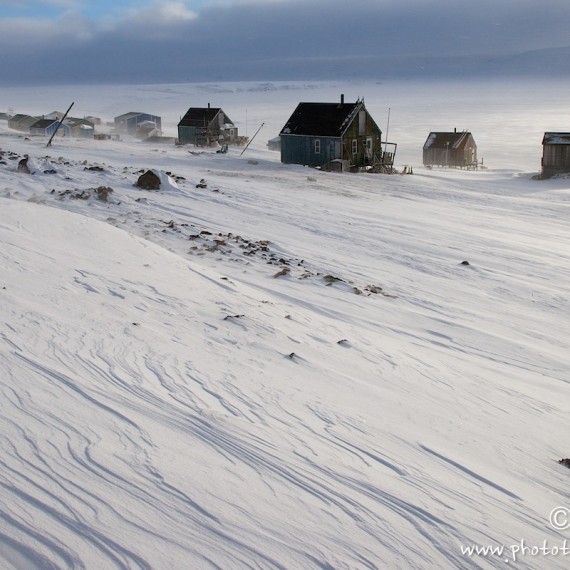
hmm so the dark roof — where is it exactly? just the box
[178,107,223,128]
[10,115,41,129]
[30,118,58,129]
[543,132,570,145]
[9,114,32,123]
[424,132,475,150]
[280,102,361,137]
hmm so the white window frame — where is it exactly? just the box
[314,139,321,154]
[352,139,358,155]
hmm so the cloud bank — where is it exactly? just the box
[1,0,569,85]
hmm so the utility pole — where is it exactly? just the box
[46,101,74,147]
[240,122,264,156]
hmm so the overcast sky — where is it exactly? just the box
[1,0,569,85]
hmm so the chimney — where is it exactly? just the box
[341,94,345,105]
[454,127,457,133]
[208,102,210,109]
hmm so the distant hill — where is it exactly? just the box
[475,46,570,77]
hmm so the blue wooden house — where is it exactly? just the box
[29,118,71,137]
[114,112,161,136]
[279,95,395,172]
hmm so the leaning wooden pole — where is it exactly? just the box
[240,122,264,156]
[384,107,391,154]
[46,101,74,147]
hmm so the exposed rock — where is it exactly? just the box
[274,267,290,278]
[559,458,570,469]
[461,260,470,266]
[17,156,31,174]
[323,275,343,283]
[136,170,161,190]
[93,186,114,202]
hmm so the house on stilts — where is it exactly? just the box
[279,95,396,173]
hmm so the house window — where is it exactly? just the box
[314,139,321,154]
[366,137,373,156]
[352,139,357,155]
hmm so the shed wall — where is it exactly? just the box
[542,145,570,176]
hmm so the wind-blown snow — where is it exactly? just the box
[1,80,570,569]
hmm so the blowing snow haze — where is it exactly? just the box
[1,0,570,85]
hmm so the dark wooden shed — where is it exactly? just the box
[541,132,570,178]
[279,96,396,172]
[177,105,239,146]
[423,131,477,169]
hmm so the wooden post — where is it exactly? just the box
[240,122,264,156]
[46,102,74,147]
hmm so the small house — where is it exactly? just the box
[177,104,238,146]
[541,132,570,178]
[423,130,477,168]
[114,112,162,137]
[29,118,71,137]
[8,114,40,132]
[64,117,95,138]
[45,111,65,121]
[85,115,102,126]
[279,95,395,172]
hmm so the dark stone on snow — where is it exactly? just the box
[274,267,290,278]
[559,458,570,469]
[461,260,470,265]
[93,186,113,202]
[17,156,30,174]
[135,170,161,190]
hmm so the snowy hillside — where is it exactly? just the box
[1,81,570,569]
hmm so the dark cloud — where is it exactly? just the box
[1,0,569,85]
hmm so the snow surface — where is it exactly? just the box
[1,79,570,569]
